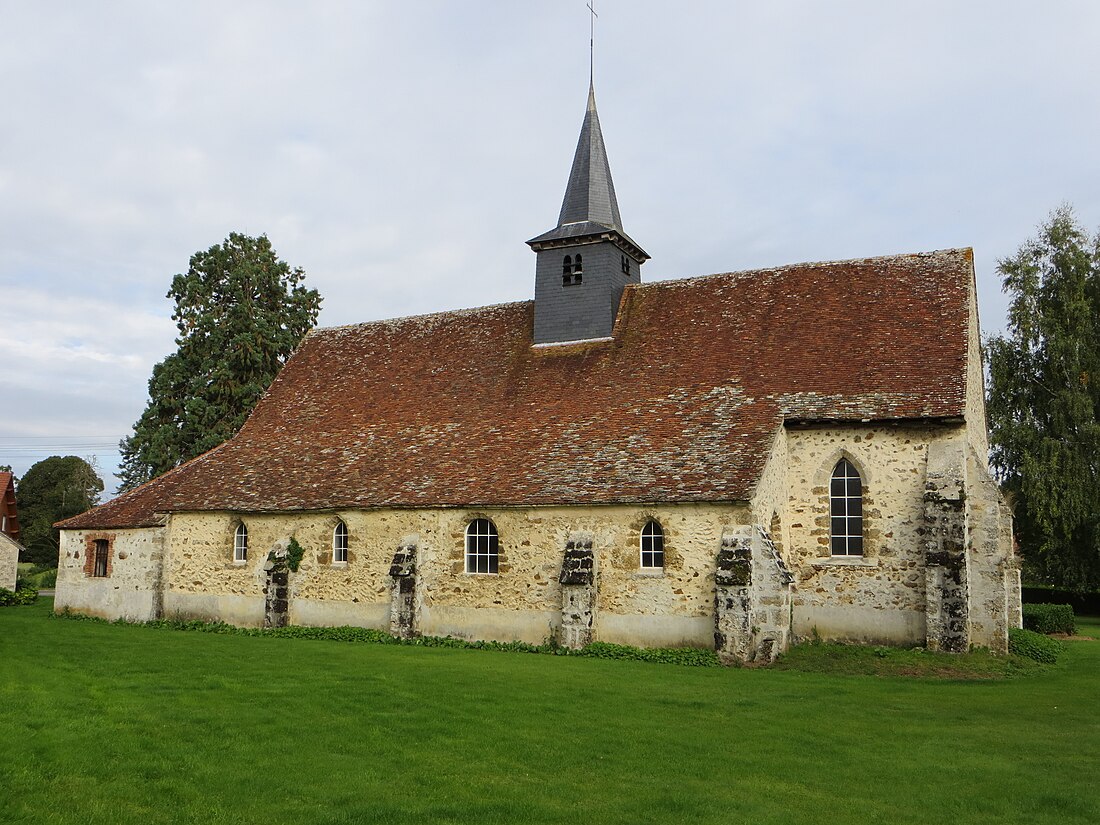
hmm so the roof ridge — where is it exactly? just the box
[631,248,974,291]
[309,299,532,336]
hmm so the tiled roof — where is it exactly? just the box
[0,471,20,542]
[60,249,973,529]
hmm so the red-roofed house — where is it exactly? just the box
[1,472,22,590]
[54,86,1020,660]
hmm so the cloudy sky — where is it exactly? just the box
[2,1,1099,497]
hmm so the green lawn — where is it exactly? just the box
[2,600,1098,825]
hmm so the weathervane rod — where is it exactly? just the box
[587,1,598,87]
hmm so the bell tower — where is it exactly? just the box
[527,84,649,344]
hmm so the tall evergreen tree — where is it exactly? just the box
[119,233,322,490]
[17,456,103,566]
[986,206,1100,590]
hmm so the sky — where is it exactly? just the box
[2,0,1099,498]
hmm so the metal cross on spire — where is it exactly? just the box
[587,1,598,86]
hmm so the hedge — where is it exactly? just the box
[1022,586,1100,616]
[0,586,39,607]
[1008,627,1062,664]
[1022,603,1076,635]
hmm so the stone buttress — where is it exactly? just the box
[558,533,596,649]
[714,526,793,664]
[388,538,418,639]
[923,442,971,652]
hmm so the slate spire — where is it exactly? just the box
[527,81,649,345]
[557,84,623,230]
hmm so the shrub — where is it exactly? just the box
[1022,603,1076,635]
[1008,627,1062,663]
[0,586,40,606]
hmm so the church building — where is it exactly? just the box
[55,83,1021,662]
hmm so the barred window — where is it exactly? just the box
[234,522,248,563]
[333,520,348,564]
[465,518,499,574]
[640,520,664,569]
[830,458,863,556]
[92,539,109,577]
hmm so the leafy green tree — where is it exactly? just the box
[986,205,1100,590]
[119,233,322,490]
[16,456,103,566]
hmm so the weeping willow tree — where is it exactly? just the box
[986,206,1100,590]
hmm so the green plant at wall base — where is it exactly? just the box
[1009,627,1063,663]
[1022,603,1076,635]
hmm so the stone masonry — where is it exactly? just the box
[923,442,970,652]
[558,533,596,649]
[388,538,418,639]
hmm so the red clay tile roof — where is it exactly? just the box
[61,249,973,529]
[1,471,21,541]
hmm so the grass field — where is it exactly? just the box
[2,600,1098,825]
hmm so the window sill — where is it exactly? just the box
[231,560,248,567]
[330,561,348,568]
[634,569,665,578]
[812,556,879,569]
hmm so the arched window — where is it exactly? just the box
[830,458,863,556]
[563,254,583,286]
[234,522,248,562]
[640,520,664,569]
[465,518,499,574]
[333,520,348,564]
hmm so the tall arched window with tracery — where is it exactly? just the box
[333,520,348,564]
[830,458,863,556]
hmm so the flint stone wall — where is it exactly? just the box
[158,502,749,646]
[784,423,963,645]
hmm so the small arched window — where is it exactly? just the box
[563,254,583,286]
[465,518,499,574]
[333,520,348,564]
[640,520,665,569]
[234,522,248,562]
[830,458,863,556]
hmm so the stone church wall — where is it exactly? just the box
[159,502,750,648]
[964,272,991,463]
[54,527,165,621]
[785,422,966,645]
[966,446,1019,652]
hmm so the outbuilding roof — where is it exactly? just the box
[60,248,974,530]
